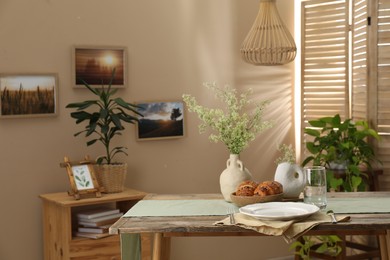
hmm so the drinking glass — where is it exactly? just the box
[303,166,327,209]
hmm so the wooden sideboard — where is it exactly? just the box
[39,188,146,260]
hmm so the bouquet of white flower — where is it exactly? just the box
[183,82,273,155]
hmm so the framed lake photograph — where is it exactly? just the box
[72,45,127,88]
[136,101,185,141]
[0,73,58,118]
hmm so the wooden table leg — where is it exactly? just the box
[152,233,171,260]
[152,233,163,260]
[379,230,390,260]
[161,236,171,260]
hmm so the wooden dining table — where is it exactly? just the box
[109,192,390,260]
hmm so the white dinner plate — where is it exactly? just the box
[239,202,320,221]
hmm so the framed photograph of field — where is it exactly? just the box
[0,73,58,118]
[136,101,185,141]
[72,45,127,88]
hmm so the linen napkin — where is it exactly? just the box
[120,234,141,260]
[215,212,350,243]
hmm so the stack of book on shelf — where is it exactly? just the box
[74,207,123,239]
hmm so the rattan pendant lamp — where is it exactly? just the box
[241,0,297,66]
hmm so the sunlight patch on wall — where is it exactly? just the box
[240,67,294,180]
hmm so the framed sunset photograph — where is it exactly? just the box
[72,45,127,88]
[136,101,185,141]
[0,73,58,118]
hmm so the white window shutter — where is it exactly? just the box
[301,0,350,159]
[301,0,390,190]
[373,0,390,190]
[351,0,369,121]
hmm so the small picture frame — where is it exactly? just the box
[0,73,58,118]
[136,101,185,141]
[72,165,95,191]
[72,45,127,88]
[62,156,102,199]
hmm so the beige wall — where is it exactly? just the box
[0,0,296,259]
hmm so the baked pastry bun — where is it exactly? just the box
[254,181,283,196]
[235,180,258,196]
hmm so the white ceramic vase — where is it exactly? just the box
[274,162,305,199]
[220,154,252,202]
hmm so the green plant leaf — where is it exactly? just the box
[331,114,341,125]
[328,175,343,191]
[86,122,97,136]
[112,149,128,158]
[86,139,98,146]
[305,128,320,137]
[119,113,139,123]
[308,119,326,128]
[70,111,92,121]
[368,129,380,139]
[66,101,97,109]
[109,88,118,96]
[101,125,109,135]
[74,130,87,137]
[100,108,108,118]
[79,78,100,95]
[111,113,123,129]
[302,156,314,166]
[114,98,131,108]
[306,143,319,154]
[315,243,329,253]
[351,175,362,190]
[96,157,106,164]
[355,120,366,127]
[289,241,303,251]
[328,235,342,242]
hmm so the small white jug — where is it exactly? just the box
[274,162,305,199]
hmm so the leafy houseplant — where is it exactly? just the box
[66,69,142,192]
[290,235,343,259]
[302,114,380,192]
[292,115,380,258]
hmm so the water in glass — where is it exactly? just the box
[304,166,327,209]
[304,185,327,209]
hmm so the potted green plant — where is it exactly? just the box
[66,69,142,193]
[302,114,380,192]
[292,115,380,258]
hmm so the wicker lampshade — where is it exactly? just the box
[241,0,297,66]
